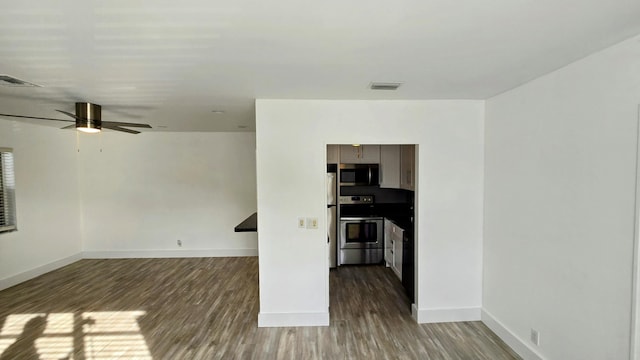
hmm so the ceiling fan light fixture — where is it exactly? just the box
[76,119,101,132]
[77,126,101,134]
[75,102,102,133]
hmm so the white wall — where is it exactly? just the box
[78,132,258,257]
[0,121,83,290]
[0,121,257,287]
[483,35,640,359]
[255,100,484,326]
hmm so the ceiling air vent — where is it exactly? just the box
[369,82,402,91]
[0,75,40,87]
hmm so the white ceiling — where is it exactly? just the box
[1,0,639,132]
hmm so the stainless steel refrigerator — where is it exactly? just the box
[327,167,337,268]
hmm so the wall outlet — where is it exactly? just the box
[177,240,182,247]
[298,217,305,228]
[530,328,540,346]
[306,217,318,229]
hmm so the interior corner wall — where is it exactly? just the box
[0,121,83,290]
[255,100,484,327]
[78,132,257,257]
[483,35,640,360]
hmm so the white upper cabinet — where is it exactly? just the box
[400,145,415,191]
[339,145,380,164]
[380,145,401,188]
[327,145,340,164]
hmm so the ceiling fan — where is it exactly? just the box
[0,102,152,134]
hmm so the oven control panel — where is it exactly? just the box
[339,195,374,204]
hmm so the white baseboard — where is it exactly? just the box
[82,248,258,259]
[481,309,545,360]
[258,311,330,327]
[0,253,83,291]
[412,305,481,323]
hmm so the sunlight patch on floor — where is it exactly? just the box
[0,311,151,359]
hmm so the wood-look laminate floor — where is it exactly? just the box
[0,258,520,360]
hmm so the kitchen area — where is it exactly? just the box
[327,144,416,305]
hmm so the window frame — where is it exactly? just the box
[0,147,16,233]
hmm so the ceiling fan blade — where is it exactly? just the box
[102,125,140,134]
[0,113,74,123]
[101,108,146,119]
[56,109,82,120]
[2,103,149,134]
[102,121,152,128]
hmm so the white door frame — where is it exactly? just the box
[631,104,640,360]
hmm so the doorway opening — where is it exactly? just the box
[325,144,417,322]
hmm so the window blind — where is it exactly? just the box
[0,148,16,233]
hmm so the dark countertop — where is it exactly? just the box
[384,215,414,235]
[234,212,257,232]
[234,205,412,233]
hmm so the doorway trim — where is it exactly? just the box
[631,104,640,360]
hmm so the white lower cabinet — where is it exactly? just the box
[384,218,404,280]
[392,230,403,280]
[384,219,393,267]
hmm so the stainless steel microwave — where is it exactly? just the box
[339,164,379,186]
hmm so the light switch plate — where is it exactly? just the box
[298,217,305,228]
[306,217,318,229]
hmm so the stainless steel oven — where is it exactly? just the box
[339,217,384,265]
